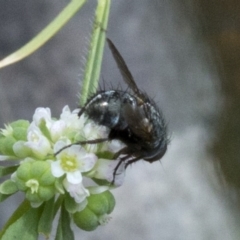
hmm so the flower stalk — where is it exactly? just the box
[80,0,111,106]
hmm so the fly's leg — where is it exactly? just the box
[54,138,109,156]
[125,156,142,169]
[111,154,130,185]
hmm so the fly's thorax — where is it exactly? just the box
[83,90,136,129]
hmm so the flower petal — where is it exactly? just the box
[50,120,66,142]
[66,171,82,184]
[25,124,51,159]
[63,178,89,203]
[77,198,88,212]
[51,161,65,177]
[79,153,98,172]
[53,139,71,153]
[91,159,125,187]
[32,107,52,128]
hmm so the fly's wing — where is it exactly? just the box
[107,38,144,98]
[122,104,153,142]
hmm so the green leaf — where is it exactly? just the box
[0,179,18,195]
[38,197,55,237]
[0,165,18,177]
[80,0,111,106]
[0,200,31,238]
[55,206,74,240]
[0,204,43,240]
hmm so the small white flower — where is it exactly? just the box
[49,120,67,142]
[104,139,125,153]
[25,124,51,159]
[32,107,53,129]
[82,122,109,153]
[63,178,90,203]
[89,158,125,187]
[60,106,85,131]
[49,106,87,143]
[51,140,97,184]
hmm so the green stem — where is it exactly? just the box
[0,0,86,69]
[80,0,111,106]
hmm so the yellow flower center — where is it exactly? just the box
[60,153,79,172]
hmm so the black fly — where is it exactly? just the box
[77,39,168,181]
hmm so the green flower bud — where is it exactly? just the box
[73,207,99,231]
[88,191,115,215]
[10,120,30,129]
[26,189,42,204]
[38,185,55,201]
[73,191,116,231]
[40,169,56,186]
[13,141,32,159]
[16,160,32,181]
[12,127,28,141]
[15,178,28,191]
[30,161,48,178]
[102,190,115,214]
[14,160,56,204]
[0,136,16,156]
[87,192,109,216]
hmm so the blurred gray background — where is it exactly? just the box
[0,1,240,239]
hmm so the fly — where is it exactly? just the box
[76,38,169,181]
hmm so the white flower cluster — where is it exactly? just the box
[2,106,125,208]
